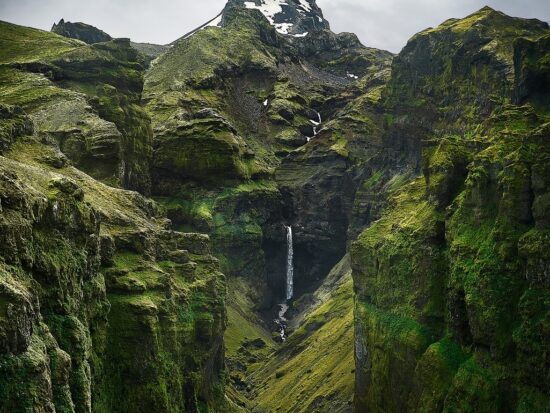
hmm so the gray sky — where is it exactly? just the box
[1,0,549,52]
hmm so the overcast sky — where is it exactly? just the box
[1,0,549,52]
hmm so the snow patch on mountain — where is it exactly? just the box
[243,0,316,36]
[274,22,294,35]
[297,0,312,12]
[244,0,286,23]
[207,15,223,28]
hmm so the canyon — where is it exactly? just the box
[0,1,549,412]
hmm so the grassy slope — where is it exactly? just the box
[0,20,83,63]
[240,256,355,413]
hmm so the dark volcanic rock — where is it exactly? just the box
[51,18,112,44]
[223,0,330,36]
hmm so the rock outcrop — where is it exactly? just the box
[51,19,112,44]
[0,21,226,412]
[222,0,330,36]
[351,7,550,412]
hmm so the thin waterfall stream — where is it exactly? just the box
[306,110,322,142]
[275,225,294,341]
[285,225,294,301]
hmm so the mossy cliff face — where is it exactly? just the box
[0,22,227,412]
[144,4,392,303]
[0,21,152,194]
[351,7,550,412]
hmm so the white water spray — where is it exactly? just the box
[307,110,322,142]
[275,225,294,341]
[285,225,294,301]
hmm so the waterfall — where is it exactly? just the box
[308,110,322,142]
[275,225,294,341]
[285,225,294,301]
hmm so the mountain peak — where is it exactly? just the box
[51,19,112,44]
[223,0,329,36]
[478,5,495,12]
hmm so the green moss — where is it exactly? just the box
[363,170,383,188]
[0,333,53,413]
[408,338,469,412]
[442,357,501,413]
[0,21,82,64]
[112,252,143,271]
[330,136,349,157]
[248,263,356,413]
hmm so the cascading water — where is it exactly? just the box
[307,110,322,142]
[275,225,294,341]
[285,225,294,300]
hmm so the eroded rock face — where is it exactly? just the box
[514,33,550,106]
[0,278,36,355]
[0,147,228,413]
[0,104,34,154]
[0,164,104,412]
[351,7,550,412]
[0,21,227,413]
[276,148,354,290]
[2,21,153,195]
[51,19,112,44]
[144,1,392,308]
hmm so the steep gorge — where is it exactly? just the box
[0,1,549,412]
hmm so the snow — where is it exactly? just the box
[297,0,312,12]
[274,22,294,35]
[187,0,319,40]
[244,0,287,24]
[243,0,311,37]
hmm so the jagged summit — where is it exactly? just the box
[51,18,112,44]
[184,0,329,39]
[436,5,549,33]
[225,0,329,36]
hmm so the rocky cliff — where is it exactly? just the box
[51,19,112,45]
[351,7,550,412]
[0,22,226,412]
